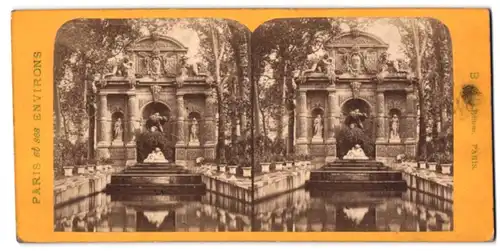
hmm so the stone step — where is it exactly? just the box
[107,183,206,195]
[109,192,203,202]
[123,168,190,174]
[325,162,385,167]
[321,166,388,171]
[308,190,404,202]
[133,163,184,168]
[306,180,407,191]
[310,170,402,182]
[111,174,202,185]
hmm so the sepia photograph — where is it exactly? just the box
[251,17,453,232]
[53,18,253,232]
[52,16,454,233]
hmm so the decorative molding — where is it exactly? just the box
[150,84,162,102]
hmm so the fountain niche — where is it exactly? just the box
[107,102,206,195]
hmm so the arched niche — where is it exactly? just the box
[310,107,325,139]
[111,111,124,142]
[341,98,372,126]
[141,102,173,138]
[388,108,402,142]
[338,98,375,158]
[187,112,202,144]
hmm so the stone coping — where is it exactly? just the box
[54,171,113,193]
[196,166,251,190]
[392,162,453,188]
[254,167,310,189]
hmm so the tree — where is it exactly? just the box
[252,18,333,149]
[54,19,138,162]
[392,18,432,160]
[393,18,453,160]
[186,19,250,163]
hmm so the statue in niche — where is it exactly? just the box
[189,117,199,143]
[147,112,168,133]
[343,144,369,160]
[389,114,401,142]
[113,118,123,141]
[313,114,323,139]
[144,147,169,163]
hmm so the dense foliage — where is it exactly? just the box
[136,131,174,163]
[337,125,375,158]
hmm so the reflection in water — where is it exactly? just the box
[54,192,252,232]
[54,189,452,232]
[253,189,453,232]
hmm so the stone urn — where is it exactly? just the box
[294,161,303,168]
[105,164,113,172]
[209,164,218,172]
[260,162,270,173]
[428,162,437,171]
[242,167,252,177]
[219,164,227,173]
[77,165,86,175]
[228,165,237,175]
[408,162,418,169]
[87,164,95,173]
[96,165,105,172]
[418,161,426,169]
[63,166,74,177]
[304,161,312,168]
[441,164,452,175]
[275,162,284,171]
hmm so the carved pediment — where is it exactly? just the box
[325,30,389,49]
[128,35,188,52]
[323,30,391,77]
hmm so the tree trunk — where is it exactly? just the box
[287,108,295,154]
[417,84,427,160]
[54,84,62,136]
[216,84,225,162]
[277,60,287,140]
[260,107,268,138]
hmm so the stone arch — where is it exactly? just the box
[388,108,402,118]
[128,35,189,52]
[340,98,373,121]
[140,101,173,135]
[338,98,376,158]
[327,30,390,48]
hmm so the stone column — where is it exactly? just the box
[375,90,386,143]
[405,90,417,143]
[175,94,187,164]
[96,94,110,160]
[296,90,308,155]
[204,94,216,159]
[325,91,338,160]
[127,94,139,145]
[327,91,339,140]
[176,95,186,145]
[97,94,111,145]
